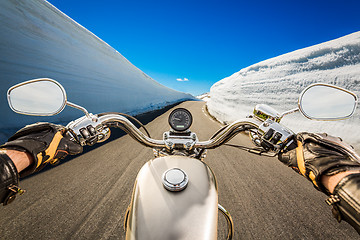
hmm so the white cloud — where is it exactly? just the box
[176,78,189,82]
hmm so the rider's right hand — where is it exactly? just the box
[278,132,360,233]
[278,132,360,194]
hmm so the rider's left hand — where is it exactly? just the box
[1,122,83,177]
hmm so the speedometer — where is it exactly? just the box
[168,108,193,132]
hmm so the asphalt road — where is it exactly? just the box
[0,101,358,239]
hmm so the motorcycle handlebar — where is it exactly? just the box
[97,114,166,148]
[94,113,261,150]
[194,118,261,149]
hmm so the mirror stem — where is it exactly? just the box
[280,108,299,118]
[66,101,96,121]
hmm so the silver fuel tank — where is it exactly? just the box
[125,155,218,240]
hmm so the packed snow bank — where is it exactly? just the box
[197,93,210,102]
[208,31,360,151]
[0,0,194,141]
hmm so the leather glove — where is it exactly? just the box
[1,122,83,177]
[278,132,360,194]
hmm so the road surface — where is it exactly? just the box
[0,101,358,239]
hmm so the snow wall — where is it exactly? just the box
[208,31,360,151]
[0,0,194,141]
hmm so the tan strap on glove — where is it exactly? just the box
[279,132,360,194]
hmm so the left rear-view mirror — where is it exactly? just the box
[7,78,67,116]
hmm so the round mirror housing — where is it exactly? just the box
[299,83,358,120]
[7,78,67,116]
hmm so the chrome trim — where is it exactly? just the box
[298,83,358,121]
[218,204,234,240]
[253,104,282,122]
[66,114,110,146]
[163,131,198,151]
[7,78,67,116]
[96,114,166,148]
[257,119,295,151]
[279,108,299,119]
[66,101,94,120]
[68,113,261,150]
[162,168,188,192]
[194,118,261,149]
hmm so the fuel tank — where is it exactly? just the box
[125,155,218,240]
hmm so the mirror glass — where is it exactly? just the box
[299,84,357,120]
[8,79,66,116]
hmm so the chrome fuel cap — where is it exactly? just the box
[162,168,188,192]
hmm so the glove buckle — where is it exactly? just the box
[8,184,26,195]
[325,195,342,223]
[3,184,26,206]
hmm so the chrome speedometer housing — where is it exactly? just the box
[168,108,193,132]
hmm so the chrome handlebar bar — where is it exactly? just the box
[194,118,261,149]
[98,114,166,148]
[74,113,262,150]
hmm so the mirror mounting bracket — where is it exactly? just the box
[280,108,299,119]
[66,101,98,122]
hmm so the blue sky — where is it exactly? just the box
[48,0,360,96]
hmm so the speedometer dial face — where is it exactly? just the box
[168,108,193,132]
